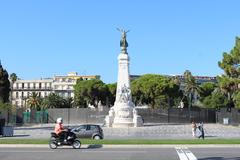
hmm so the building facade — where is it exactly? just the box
[11,72,100,108]
[11,79,53,108]
[52,72,100,98]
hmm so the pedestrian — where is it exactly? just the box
[191,121,197,137]
[198,122,205,139]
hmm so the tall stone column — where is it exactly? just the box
[105,29,143,128]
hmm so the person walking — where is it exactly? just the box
[198,122,205,139]
[191,121,197,137]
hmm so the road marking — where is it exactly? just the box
[175,147,197,160]
[183,148,197,160]
[176,148,189,160]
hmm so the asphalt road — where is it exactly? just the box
[0,145,239,160]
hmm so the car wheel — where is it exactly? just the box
[93,135,101,140]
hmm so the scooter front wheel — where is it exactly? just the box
[49,140,58,149]
[72,140,81,149]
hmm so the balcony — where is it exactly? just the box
[12,87,52,91]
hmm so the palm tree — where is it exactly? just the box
[183,70,199,120]
[217,75,238,109]
[10,73,17,83]
[42,93,66,109]
[63,97,74,108]
[27,92,42,111]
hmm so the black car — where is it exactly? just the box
[71,124,103,140]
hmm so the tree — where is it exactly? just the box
[131,74,181,108]
[183,70,199,107]
[63,97,74,108]
[9,73,17,102]
[218,37,240,78]
[202,90,229,110]
[42,93,64,109]
[199,82,217,101]
[182,70,199,121]
[0,62,10,103]
[0,102,12,111]
[233,91,240,109]
[74,79,108,108]
[0,102,14,124]
[10,73,17,83]
[218,37,240,109]
[198,82,225,109]
[27,92,42,111]
[106,83,117,107]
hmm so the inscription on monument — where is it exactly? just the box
[117,108,131,118]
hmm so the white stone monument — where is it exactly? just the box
[105,29,143,128]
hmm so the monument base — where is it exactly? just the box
[105,107,143,128]
[112,122,134,128]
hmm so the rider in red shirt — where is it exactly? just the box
[55,118,68,142]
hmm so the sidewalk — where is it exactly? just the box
[2,123,240,139]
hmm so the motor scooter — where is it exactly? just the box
[49,129,81,149]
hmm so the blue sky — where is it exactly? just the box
[0,0,240,83]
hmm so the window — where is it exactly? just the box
[22,83,24,89]
[89,125,97,130]
[76,125,87,132]
[16,92,19,98]
[39,83,42,89]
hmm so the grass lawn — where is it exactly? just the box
[0,139,240,145]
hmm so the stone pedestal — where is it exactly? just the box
[133,109,143,127]
[112,104,134,128]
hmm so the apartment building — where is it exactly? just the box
[11,72,100,107]
[11,79,53,107]
[52,72,100,98]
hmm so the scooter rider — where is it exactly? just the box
[54,117,69,142]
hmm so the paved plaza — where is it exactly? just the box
[4,123,240,139]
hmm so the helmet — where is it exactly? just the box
[56,117,63,124]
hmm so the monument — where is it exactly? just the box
[105,29,143,127]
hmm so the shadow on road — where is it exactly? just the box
[87,144,103,149]
[54,144,103,150]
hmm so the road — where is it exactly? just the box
[0,145,239,160]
